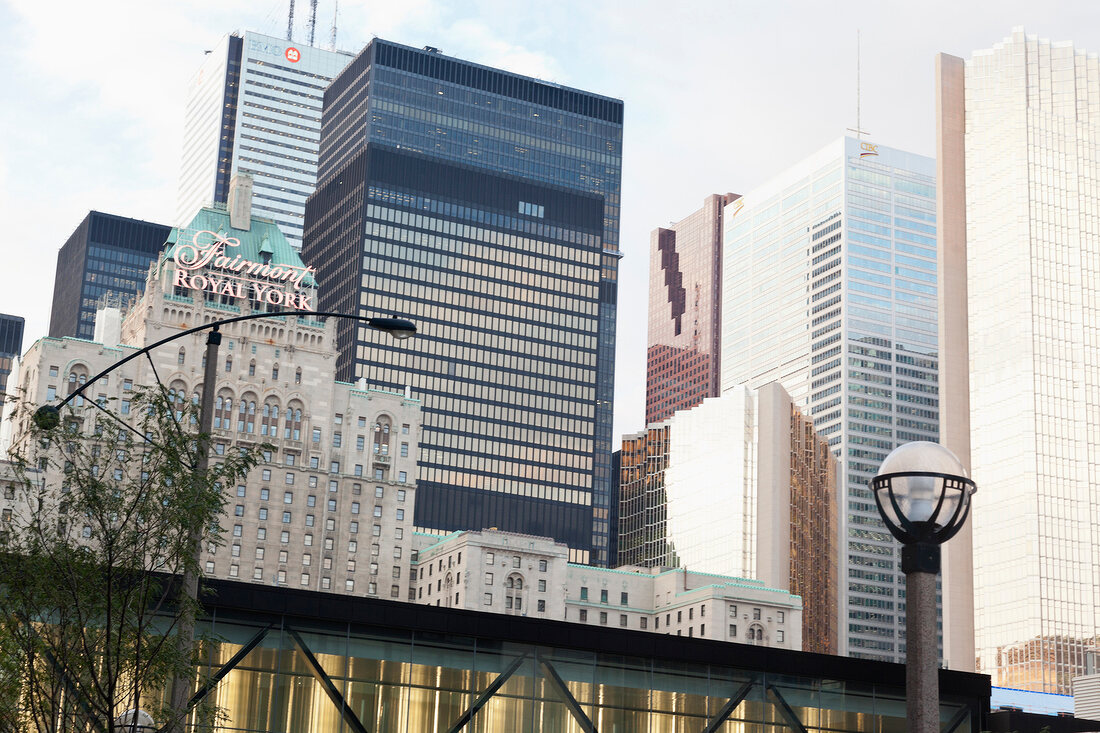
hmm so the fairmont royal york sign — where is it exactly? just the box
[172,230,317,310]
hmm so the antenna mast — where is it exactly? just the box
[286,0,295,41]
[307,0,319,46]
[846,29,870,139]
[330,0,338,50]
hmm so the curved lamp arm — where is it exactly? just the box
[34,310,415,429]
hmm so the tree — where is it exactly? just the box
[0,389,265,732]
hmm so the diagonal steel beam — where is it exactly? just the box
[766,684,808,733]
[186,624,271,710]
[445,652,529,733]
[286,626,370,733]
[700,680,754,733]
[19,616,107,733]
[538,658,598,733]
[941,704,971,733]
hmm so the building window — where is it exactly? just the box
[253,568,263,580]
[753,608,761,620]
[483,594,492,606]
[301,573,310,586]
[730,624,737,637]
[229,565,238,577]
[580,587,588,601]
[729,605,738,618]
[396,509,404,521]
[621,592,628,606]
[485,552,494,564]
[599,612,607,626]
[398,471,407,483]
[538,579,546,592]
[485,572,494,585]
[579,609,587,622]
[600,589,608,604]
[778,611,785,623]
[777,630,785,643]
[539,559,547,572]
[537,600,546,612]
[640,618,648,629]
[619,614,628,627]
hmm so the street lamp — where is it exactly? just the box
[871,441,976,733]
[30,308,415,732]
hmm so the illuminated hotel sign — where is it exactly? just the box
[172,230,317,310]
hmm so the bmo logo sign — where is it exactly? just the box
[248,38,302,63]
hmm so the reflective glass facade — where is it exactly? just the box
[176,32,353,248]
[170,580,987,731]
[304,40,623,564]
[646,194,737,424]
[946,29,1100,694]
[48,211,171,340]
[0,313,23,408]
[721,138,941,664]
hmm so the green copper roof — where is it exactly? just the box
[163,205,316,287]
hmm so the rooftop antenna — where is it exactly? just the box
[330,0,338,50]
[286,0,295,41]
[846,29,871,139]
[307,0,319,46]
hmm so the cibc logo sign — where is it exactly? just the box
[248,38,301,63]
[860,141,879,158]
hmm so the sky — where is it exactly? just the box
[1,0,1098,441]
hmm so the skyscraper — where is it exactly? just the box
[616,384,837,654]
[48,211,171,340]
[175,31,352,248]
[721,137,946,665]
[646,193,738,424]
[303,41,623,564]
[0,314,24,408]
[938,28,1100,693]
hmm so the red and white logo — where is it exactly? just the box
[285,47,301,63]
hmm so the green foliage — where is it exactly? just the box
[0,389,266,732]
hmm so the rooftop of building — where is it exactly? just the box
[163,203,317,288]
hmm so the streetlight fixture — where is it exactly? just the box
[30,308,415,731]
[871,441,976,733]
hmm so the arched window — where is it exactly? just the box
[248,359,256,377]
[504,572,526,615]
[225,355,232,373]
[748,624,765,646]
[214,391,234,430]
[284,402,303,440]
[261,400,280,436]
[272,364,279,381]
[239,395,257,433]
[295,368,302,385]
[178,347,186,365]
[373,417,392,455]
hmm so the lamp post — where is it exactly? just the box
[32,309,415,732]
[871,441,975,732]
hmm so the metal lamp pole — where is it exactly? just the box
[871,441,975,733]
[33,310,416,732]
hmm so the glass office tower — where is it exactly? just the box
[939,29,1100,694]
[304,41,623,563]
[176,31,353,248]
[0,313,24,408]
[721,137,942,664]
[48,211,171,340]
[646,193,738,424]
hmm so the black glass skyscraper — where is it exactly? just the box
[0,313,24,407]
[49,212,171,340]
[303,41,622,564]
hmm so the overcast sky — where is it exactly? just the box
[1,0,1098,439]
